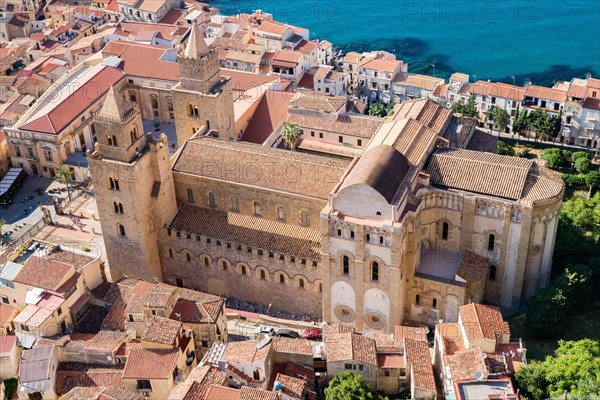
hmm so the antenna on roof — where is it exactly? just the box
[474,371,484,381]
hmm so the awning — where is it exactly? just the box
[272,60,297,68]
[69,294,90,314]
[15,331,36,348]
[0,167,24,197]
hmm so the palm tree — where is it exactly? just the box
[281,123,301,151]
[55,167,72,202]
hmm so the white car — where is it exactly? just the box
[255,326,275,335]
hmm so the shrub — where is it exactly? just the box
[497,140,513,156]
[561,174,586,187]
[586,171,600,191]
[541,148,565,169]
[574,157,592,174]
[572,151,590,161]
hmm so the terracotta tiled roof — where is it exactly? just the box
[238,386,279,400]
[170,204,321,260]
[325,332,377,365]
[204,384,239,400]
[295,39,317,54]
[524,85,567,103]
[583,97,600,111]
[377,354,404,368]
[456,250,490,282]
[14,255,74,291]
[404,338,435,392]
[173,137,348,200]
[343,52,362,64]
[141,316,182,346]
[274,50,302,64]
[225,363,252,384]
[323,324,354,338]
[297,72,314,89]
[470,81,525,101]
[20,64,124,134]
[158,8,183,24]
[427,148,533,200]
[587,77,600,89]
[0,334,16,354]
[242,90,295,144]
[0,303,18,326]
[275,373,306,399]
[55,363,124,395]
[360,58,402,73]
[254,21,289,36]
[60,386,142,400]
[102,41,179,81]
[223,339,271,364]
[272,337,313,355]
[39,331,128,351]
[122,348,178,379]
[393,73,443,92]
[392,98,453,133]
[436,323,465,357]
[394,325,428,344]
[459,303,510,342]
[448,347,488,381]
[289,91,346,113]
[286,112,382,139]
[367,332,402,351]
[168,365,228,400]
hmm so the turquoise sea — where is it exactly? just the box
[212,0,600,86]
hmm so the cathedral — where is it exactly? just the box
[88,25,564,333]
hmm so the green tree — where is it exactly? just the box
[488,106,510,134]
[515,362,549,400]
[554,264,594,309]
[513,108,528,135]
[525,284,568,338]
[585,171,600,197]
[541,148,565,169]
[281,123,302,151]
[575,157,592,174]
[55,167,72,202]
[572,151,591,161]
[496,140,513,156]
[550,109,562,140]
[529,108,552,141]
[368,103,388,118]
[451,96,478,118]
[325,371,373,400]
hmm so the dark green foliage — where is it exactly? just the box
[574,157,592,174]
[540,148,566,169]
[561,174,586,188]
[496,140,514,156]
[451,96,478,117]
[325,371,373,400]
[572,151,591,161]
[515,340,600,399]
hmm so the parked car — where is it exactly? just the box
[255,326,275,336]
[302,329,322,341]
[275,329,301,339]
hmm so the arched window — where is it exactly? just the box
[300,210,309,226]
[113,202,119,213]
[186,253,191,262]
[432,298,437,309]
[130,128,137,143]
[442,222,449,240]
[253,201,262,216]
[168,248,173,258]
[279,274,285,284]
[488,234,495,251]
[114,179,120,191]
[337,228,342,237]
[260,270,266,280]
[107,135,113,146]
[318,283,322,293]
[298,278,304,289]
[111,135,118,147]
[208,192,216,207]
[118,203,123,214]
[371,261,379,282]
[108,177,115,190]
[415,294,420,305]
[342,256,349,276]
[230,197,239,211]
[221,260,227,271]
[187,104,194,116]
[187,188,194,203]
[240,265,247,275]
[193,106,199,117]
[117,224,126,237]
[203,257,209,267]
[366,233,371,242]
[379,235,384,245]
[489,265,497,281]
[277,206,285,222]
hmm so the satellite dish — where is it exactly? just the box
[474,371,484,381]
[481,353,487,359]
[107,355,113,361]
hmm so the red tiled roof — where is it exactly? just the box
[404,338,435,392]
[377,354,404,368]
[0,334,16,354]
[0,303,18,326]
[204,384,239,400]
[122,348,178,379]
[20,65,124,134]
[524,85,567,103]
[242,90,295,144]
[102,41,179,81]
[297,72,314,89]
[14,255,74,291]
[361,58,402,73]
[159,8,183,24]
[141,316,182,346]
[459,303,510,342]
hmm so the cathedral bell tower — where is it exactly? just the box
[88,85,177,282]
[172,23,235,145]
